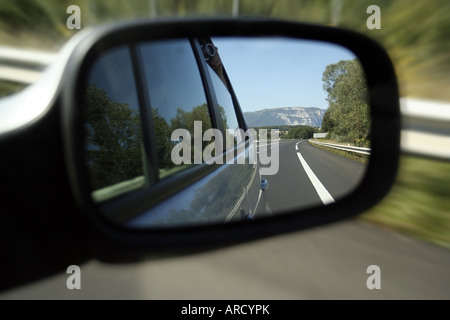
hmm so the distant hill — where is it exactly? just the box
[244,107,326,128]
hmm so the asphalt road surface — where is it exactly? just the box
[260,139,366,214]
[1,141,449,299]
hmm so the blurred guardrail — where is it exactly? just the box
[1,46,449,159]
[309,140,371,155]
[401,98,450,159]
[0,46,55,84]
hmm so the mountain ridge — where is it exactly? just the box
[244,106,326,128]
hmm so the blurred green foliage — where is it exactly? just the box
[0,81,26,98]
[1,0,449,99]
[362,156,450,248]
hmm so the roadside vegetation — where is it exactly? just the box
[321,58,371,148]
[361,155,450,248]
[0,81,26,98]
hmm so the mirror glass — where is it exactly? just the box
[81,36,370,228]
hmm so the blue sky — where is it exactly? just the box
[212,37,357,112]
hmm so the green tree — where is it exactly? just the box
[320,106,335,133]
[322,59,370,144]
[152,108,173,169]
[286,126,316,139]
[170,103,212,133]
[84,85,144,190]
[163,103,215,169]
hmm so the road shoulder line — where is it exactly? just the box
[296,142,335,205]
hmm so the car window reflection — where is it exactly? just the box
[84,46,146,202]
[139,39,213,179]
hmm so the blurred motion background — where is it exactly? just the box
[2,0,450,100]
[0,0,449,299]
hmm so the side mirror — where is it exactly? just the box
[60,18,400,261]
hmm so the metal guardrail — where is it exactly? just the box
[0,46,449,159]
[309,140,371,155]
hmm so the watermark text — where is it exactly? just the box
[171,121,279,175]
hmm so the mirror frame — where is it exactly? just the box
[61,18,400,262]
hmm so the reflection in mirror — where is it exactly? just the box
[211,37,370,215]
[82,37,370,228]
[84,46,147,202]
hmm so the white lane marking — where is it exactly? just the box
[295,142,335,205]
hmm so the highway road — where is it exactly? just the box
[1,140,449,299]
[260,139,366,214]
